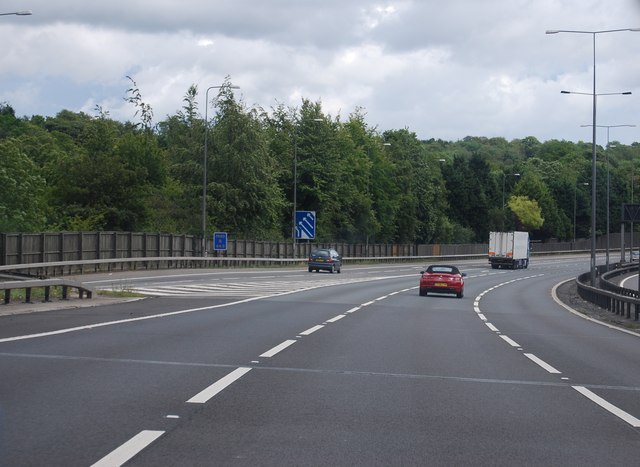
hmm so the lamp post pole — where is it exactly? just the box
[574,182,589,243]
[547,27,639,285]
[202,84,239,256]
[292,133,298,257]
[502,173,520,230]
[292,118,322,258]
[580,124,636,268]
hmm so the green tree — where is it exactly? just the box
[508,195,544,230]
[0,138,47,231]
[207,81,285,238]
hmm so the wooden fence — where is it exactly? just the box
[0,231,627,267]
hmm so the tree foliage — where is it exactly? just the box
[2,81,640,245]
[508,196,544,230]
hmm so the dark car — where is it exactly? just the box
[308,248,342,273]
[419,264,466,298]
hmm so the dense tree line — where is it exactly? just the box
[2,79,640,244]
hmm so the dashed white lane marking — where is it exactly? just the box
[499,335,521,348]
[300,325,324,336]
[326,314,346,323]
[485,322,499,332]
[477,273,640,429]
[259,340,297,358]
[91,430,165,467]
[573,386,640,427]
[187,367,252,404]
[524,353,561,374]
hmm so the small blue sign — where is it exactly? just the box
[296,211,316,239]
[213,232,228,251]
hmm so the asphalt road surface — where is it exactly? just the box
[1,256,639,466]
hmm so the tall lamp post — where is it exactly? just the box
[547,27,639,285]
[574,182,589,243]
[580,124,636,268]
[364,142,391,256]
[502,173,520,230]
[292,118,323,258]
[202,84,239,256]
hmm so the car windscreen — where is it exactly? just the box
[427,266,458,274]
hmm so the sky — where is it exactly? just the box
[2,0,640,145]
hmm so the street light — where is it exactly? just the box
[574,182,589,243]
[292,118,323,258]
[364,141,391,256]
[502,173,520,230]
[0,10,32,16]
[202,84,239,256]
[580,124,636,268]
[547,27,639,285]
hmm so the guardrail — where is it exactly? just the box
[1,278,94,305]
[577,263,640,321]
[0,250,602,308]
[0,253,496,278]
[0,254,492,306]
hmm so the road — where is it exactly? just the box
[0,256,639,466]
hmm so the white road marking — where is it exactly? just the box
[499,335,521,348]
[573,386,640,427]
[0,295,271,343]
[91,430,164,467]
[187,367,252,404]
[524,353,561,374]
[477,313,487,321]
[259,340,297,358]
[300,325,324,336]
[485,322,499,332]
[326,314,346,323]
[119,274,417,298]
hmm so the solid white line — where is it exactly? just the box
[485,322,499,332]
[326,314,345,323]
[551,279,640,338]
[499,335,521,347]
[187,367,252,404]
[0,295,271,343]
[524,353,561,374]
[300,325,324,336]
[259,340,296,358]
[91,430,165,467]
[573,386,640,427]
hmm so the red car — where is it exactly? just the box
[419,265,466,298]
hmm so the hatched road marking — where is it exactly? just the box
[110,275,414,298]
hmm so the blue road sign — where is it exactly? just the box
[296,211,316,239]
[213,232,228,251]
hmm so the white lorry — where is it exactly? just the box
[488,231,530,269]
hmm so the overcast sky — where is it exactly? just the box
[2,0,640,144]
